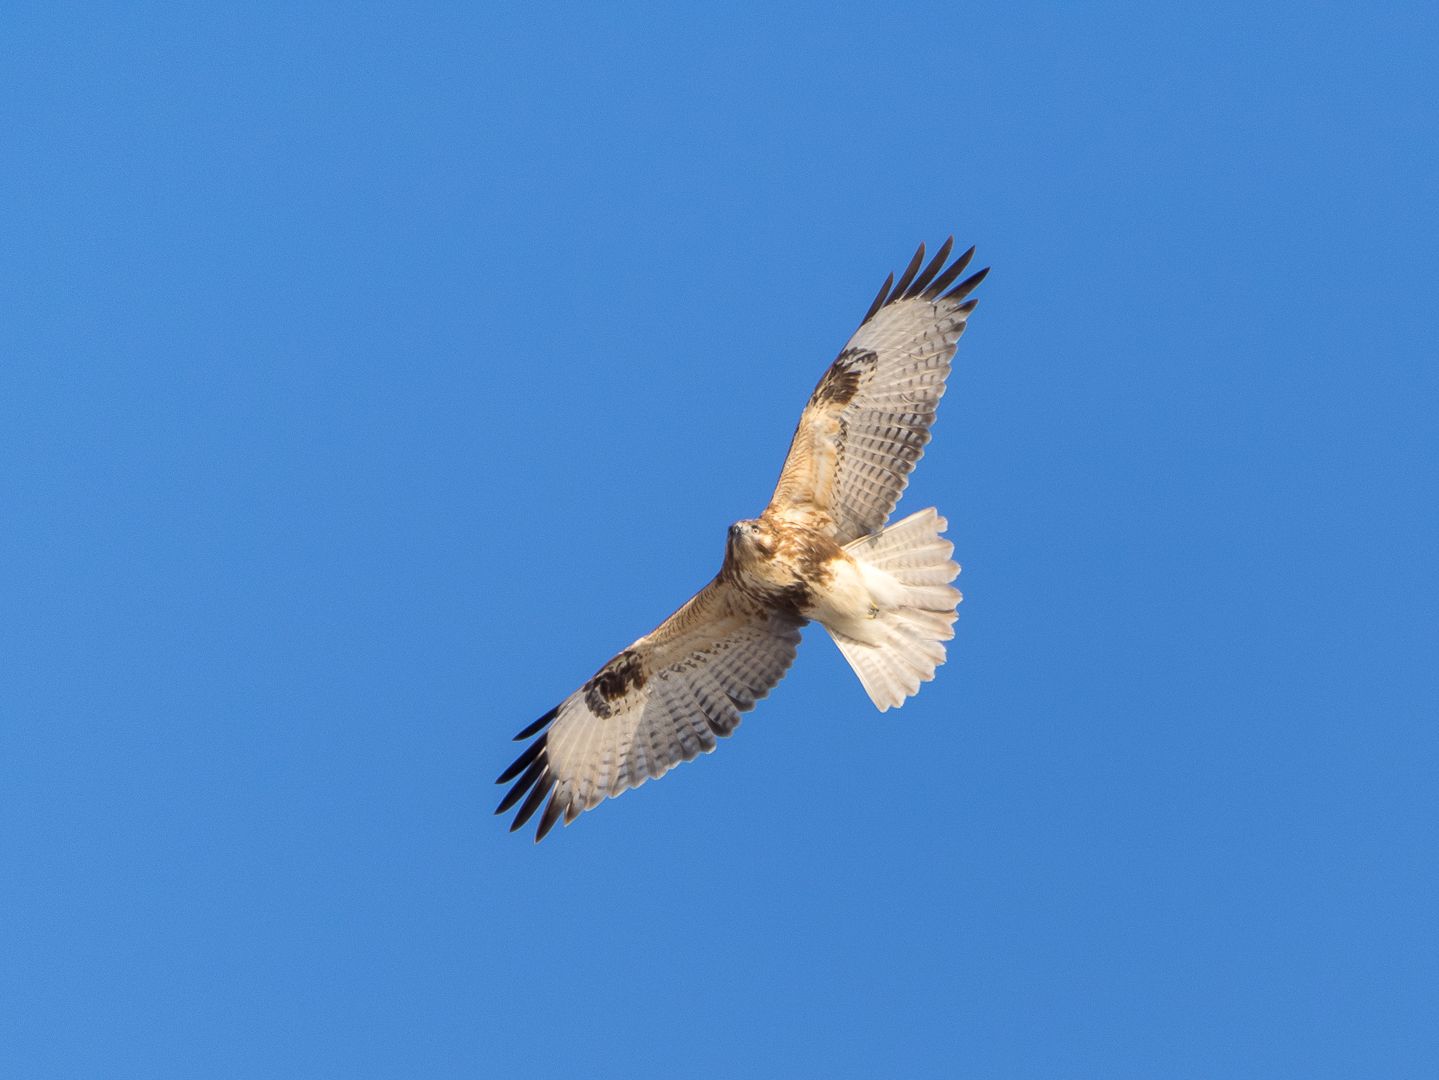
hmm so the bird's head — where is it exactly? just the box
[726,518,776,561]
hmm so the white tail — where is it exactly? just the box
[826,507,962,711]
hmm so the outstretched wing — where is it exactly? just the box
[495,577,806,843]
[766,239,988,545]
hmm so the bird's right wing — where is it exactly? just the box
[495,576,806,842]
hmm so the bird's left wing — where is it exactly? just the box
[766,239,988,545]
[495,577,805,842]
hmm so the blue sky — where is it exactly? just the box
[2,2,1435,1077]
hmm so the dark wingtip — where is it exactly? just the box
[861,272,894,325]
[509,771,556,831]
[495,733,547,785]
[905,236,954,299]
[513,706,559,741]
[534,791,564,843]
[942,266,990,303]
[922,245,977,300]
[888,243,926,304]
[495,752,547,814]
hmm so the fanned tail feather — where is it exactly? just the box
[828,507,961,711]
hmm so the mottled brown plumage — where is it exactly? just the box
[497,240,988,841]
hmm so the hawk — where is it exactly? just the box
[497,239,988,841]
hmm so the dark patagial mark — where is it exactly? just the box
[582,649,648,717]
[809,348,877,409]
[809,365,859,409]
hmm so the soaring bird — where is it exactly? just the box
[497,239,988,842]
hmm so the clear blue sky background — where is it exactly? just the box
[3,2,1435,1077]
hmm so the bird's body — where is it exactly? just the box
[496,239,988,841]
[726,518,895,645]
